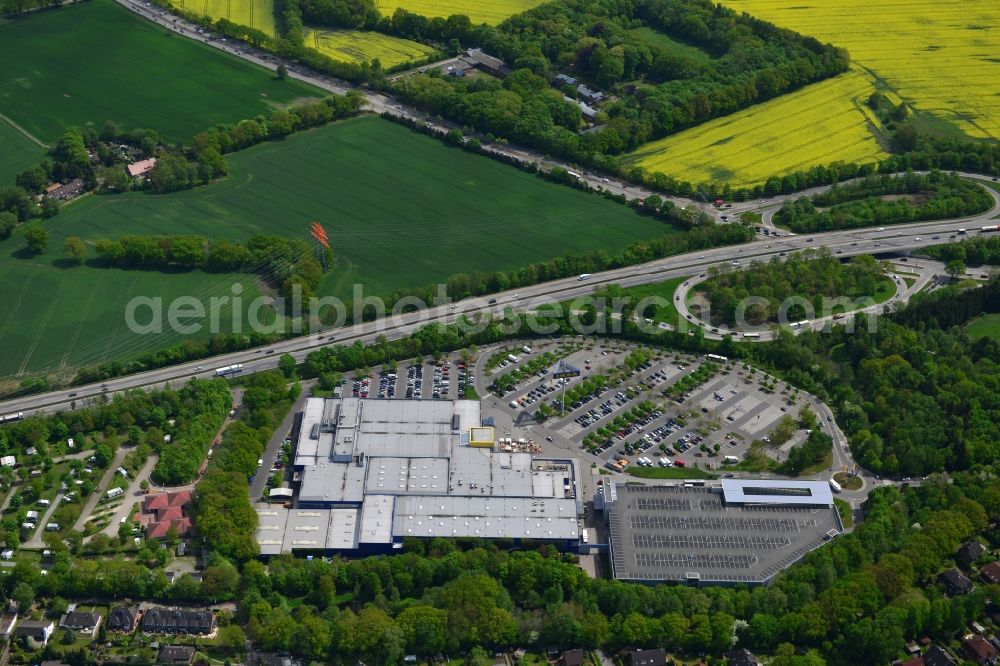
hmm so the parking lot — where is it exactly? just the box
[344,358,476,402]
[480,341,822,476]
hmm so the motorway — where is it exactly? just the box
[0,3,997,418]
[2,206,998,418]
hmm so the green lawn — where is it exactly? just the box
[627,27,715,63]
[0,117,674,379]
[626,465,715,480]
[0,119,44,186]
[615,276,687,326]
[0,0,320,143]
[965,313,1000,342]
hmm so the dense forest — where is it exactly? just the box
[696,249,890,326]
[755,278,1000,476]
[773,171,994,233]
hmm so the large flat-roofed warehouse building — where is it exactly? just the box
[605,480,842,586]
[256,397,581,556]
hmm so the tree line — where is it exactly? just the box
[923,235,1000,267]
[774,171,994,233]
[193,370,299,562]
[150,380,232,485]
[91,233,328,304]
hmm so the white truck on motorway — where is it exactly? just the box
[578,273,591,281]
[215,363,244,376]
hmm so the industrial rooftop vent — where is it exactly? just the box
[310,424,320,440]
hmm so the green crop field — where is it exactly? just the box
[0,247,262,382]
[0,120,44,186]
[0,0,318,143]
[0,117,673,379]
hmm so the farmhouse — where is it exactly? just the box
[255,397,580,555]
[44,178,84,200]
[126,157,157,178]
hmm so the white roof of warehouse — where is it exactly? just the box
[393,496,579,540]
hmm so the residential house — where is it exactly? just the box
[898,658,923,666]
[964,636,998,665]
[626,649,666,666]
[563,649,585,666]
[725,648,760,666]
[251,655,303,666]
[141,607,215,635]
[576,84,604,104]
[156,645,196,665]
[107,605,141,633]
[14,619,54,646]
[140,491,194,539]
[958,541,988,567]
[981,561,1000,585]
[938,569,973,595]
[0,612,17,638]
[59,609,102,639]
[923,645,959,666]
[553,73,578,87]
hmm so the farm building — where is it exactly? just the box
[126,157,157,178]
[255,397,580,556]
[461,48,511,77]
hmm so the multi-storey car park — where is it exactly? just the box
[598,479,843,586]
[255,396,583,555]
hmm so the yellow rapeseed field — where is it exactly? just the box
[305,28,435,68]
[722,0,1000,140]
[626,68,888,187]
[173,0,277,36]
[373,0,544,25]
